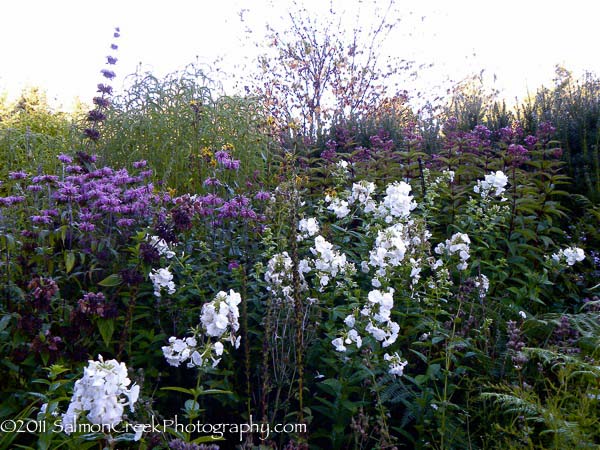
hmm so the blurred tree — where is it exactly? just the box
[247,0,412,143]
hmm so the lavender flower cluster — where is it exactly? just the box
[2,155,163,234]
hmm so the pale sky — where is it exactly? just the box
[1,0,599,111]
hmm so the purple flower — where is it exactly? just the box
[101,69,116,80]
[443,117,459,133]
[215,150,230,163]
[321,139,337,161]
[87,109,106,122]
[97,84,113,95]
[78,222,95,232]
[537,121,556,141]
[116,218,135,227]
[352,146,371,162]
[54,182,80,201]
[58,154,73,164]
[254,191,271,201]
[30,215,53,224]
[32,175,59,184]
[133,160,147,169]
[222,158,240,170]
[508,144,528,158]
[110,44,118,50]
[42,209,59,217]
[8,171,28,180]
[27,184,43,192]
[106,56,118,65]
[498,126,515,143]
[66,165,84,174]
[370,129,394,152]
[84,128,101,141]
[93,96,111,108]
[524,135,537,148]
[203,177,222,187]
[228,261,240,271]
[473,124,491,140]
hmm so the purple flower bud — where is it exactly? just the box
[31,215,54,224]
[133,160,147,169]
[524,135,537,148]
[58,154,73,164]
[100,69,116,80]
[215,150,230,163]
[9,171,28,180]
[203,177,222,187]
[84,128,101,141]
[93,96,111,108]
[254,191,271,201]
[79,222,95,232]
[87,109,106,122]
[97,84,113,95]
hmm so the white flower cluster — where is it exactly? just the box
[201,290,241,338]
[162,336,225,369]
[264,252,308,304]
[474,170,508,198]
[310,236,353,290]
[297,217,319,241]
[62,355,140,434]
[368,223,408,278]
[336,160,350,175]
[331,326,362,352]
[162,290,241,369]
[474,274,490,299]
[326,196,350,219]
[434,232,471,271]
[361,289,400,347]
[384,352,408,377]
[364,221,431,288]
[377,181,417,222]
[149,267,176,297]
[332,289,399,351]
[348,181,377,213]
[148,235,175,259]
[551,247,585,266]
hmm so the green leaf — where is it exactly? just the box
[65,252,75,273]
[161,386,196,396]
[98,273,122,287]
[97,318,114,347]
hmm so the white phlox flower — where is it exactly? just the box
[377,181,416,220]
[297,217,320,241]
[474,171,508,197]
[435,233,471,271]
[162,336,198,367]
[474,274,490,298]
[384,352,408,377]
[200,290,241,337]
[149,268,176,297]
[348,181,377,213]
[148,235,175,259]
[551,247,585,266]
[367,223,411,283]
[310,236,352,290]
[264,252,308,303]
[327,197,350,218]
[62,355,140,434]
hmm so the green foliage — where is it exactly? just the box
[96,64,274,193]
